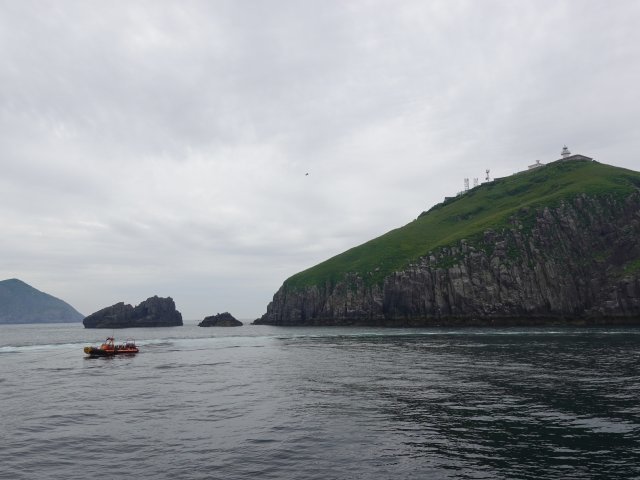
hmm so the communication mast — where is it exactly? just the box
[473,178,479,187]
[464,178,469,191]
[485,169,491,182]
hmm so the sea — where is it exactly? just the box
[1,323,639,480]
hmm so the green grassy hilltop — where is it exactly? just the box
[286,159,640,289]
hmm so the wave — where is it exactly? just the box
[0,342,87,354]
[2,326,639,354]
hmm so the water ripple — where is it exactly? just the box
[1,325,640,479]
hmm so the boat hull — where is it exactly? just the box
[83,345,139,357]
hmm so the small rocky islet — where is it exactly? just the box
[198,312,242,327]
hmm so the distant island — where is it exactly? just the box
[0,278,84,324]
[198,312,242,327]
[83,296,183,328]
[255,155,640,327]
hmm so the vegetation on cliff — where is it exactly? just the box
[285,160,640,289]
[258,159,640,326]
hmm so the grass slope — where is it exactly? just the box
[286,160,640,289]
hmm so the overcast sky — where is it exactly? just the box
[1,0,639,320]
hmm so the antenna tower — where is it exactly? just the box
[485,169,491,182]
[473,178,479,187]
[464,178,469,191]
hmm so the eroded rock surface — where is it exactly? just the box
[83,296,183,328]
[256,194,640,326]
[198,312,242,327]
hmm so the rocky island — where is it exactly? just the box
[255,157,640,327]
[83,296,183,328]
[198,312,243,327]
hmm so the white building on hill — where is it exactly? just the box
[528,160,544,170]
[559,145,593,162]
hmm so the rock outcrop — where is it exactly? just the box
[83,296,183,328]
[0,278,84,324]
[256,193,640,326]
[198,312,243,327]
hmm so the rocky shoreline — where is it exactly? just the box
[257,315,640,327]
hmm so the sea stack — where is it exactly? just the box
[198,312,243,327]
[83,296,183,328]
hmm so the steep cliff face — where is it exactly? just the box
[257,192,640,326]
[83,296,183,328]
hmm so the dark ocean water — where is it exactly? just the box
[1,323,639,480]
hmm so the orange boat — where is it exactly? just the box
[84,337,139,357]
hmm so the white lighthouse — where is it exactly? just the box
[557,145,593,162]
